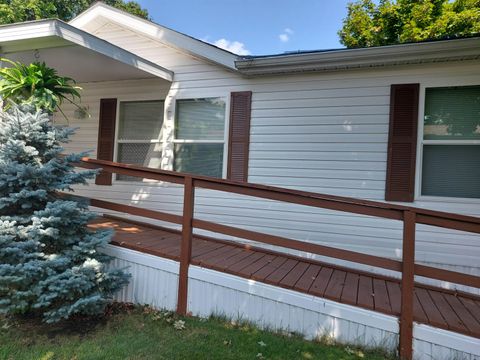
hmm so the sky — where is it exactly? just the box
[136,0,353,56]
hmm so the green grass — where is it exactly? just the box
[0,304,396,360]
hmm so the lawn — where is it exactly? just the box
[0,304,395,360]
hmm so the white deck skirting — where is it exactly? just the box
[105,245,480,360]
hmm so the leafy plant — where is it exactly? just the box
[0,58,82,118]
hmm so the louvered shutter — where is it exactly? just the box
[227,91,252,182]
[95,98,117,185]
[385,84,420,202]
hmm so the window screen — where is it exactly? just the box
[175,98,225,140]
[174,143,224,178]
[424,86,480,140]
[422,145,480,198]
[117,100,164,181]
[118,101,164,140]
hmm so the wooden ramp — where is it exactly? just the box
[89,216,480,340]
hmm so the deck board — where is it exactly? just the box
[415,288,448,328]
[217,249,255,269]
[413,291,429,323]
[294,264,322,293]
[309,267,333,297]
[357,275,374,310]
[90,217,480,340]
[429,291,468,334]
[252,256,289,281]
[443,294,480,337]
[266,259,298,284]
[280,262,310,289]
[459,296,480,324]
[324,270,347,300]
[386,281,401,315]
[228,252,265,273]
[373,279,392,314]
[242,254,276,276]
[341,273,359,306]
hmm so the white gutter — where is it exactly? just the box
[0,19,174,82]
[235,37,480,75]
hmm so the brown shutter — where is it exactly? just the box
[385,84,420,202]
[95,98,117,185]
[227,91,252,182]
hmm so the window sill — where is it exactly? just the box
[415,195,480,205]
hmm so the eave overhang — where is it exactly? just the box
[0,19,173,82]
[235,37,480,76]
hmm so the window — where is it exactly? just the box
[174,98,226,177]
[421,86,480,199]
[116,100,164,181]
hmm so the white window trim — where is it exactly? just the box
[172,94,230,179]
[414,83,480,204]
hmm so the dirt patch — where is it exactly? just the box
[4,302,136,340]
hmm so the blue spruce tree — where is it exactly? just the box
[0,105,129,323]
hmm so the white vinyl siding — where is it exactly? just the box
[54,21,480,294]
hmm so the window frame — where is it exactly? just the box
[112,93,231,183]
[415,82,480,203]
[172,95,230,179]
[113,97,166,183]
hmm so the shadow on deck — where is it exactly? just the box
[89,215,480,340]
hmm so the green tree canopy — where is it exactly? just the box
[0,0,149,24]
[339,0,480,48]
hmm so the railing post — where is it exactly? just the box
[399,210,416,360]
[176,176,194,315]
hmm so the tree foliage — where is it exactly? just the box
[0,0,149,24]
[0,58,129,322]
[0,105,130,323]
[339,0,480,48]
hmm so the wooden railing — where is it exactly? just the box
[75,158,480,360]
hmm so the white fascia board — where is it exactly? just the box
[0,19,173,82]
[236,37,480,75]
[70,3,238,71]
[0,20,64,45]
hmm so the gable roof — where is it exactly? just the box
[71,2,480,76]
[0,19,173,81]
[70,2,238,71]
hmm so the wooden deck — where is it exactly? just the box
[89,216,480,340]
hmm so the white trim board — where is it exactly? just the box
[188,265,398,334]
[103,244,179,274]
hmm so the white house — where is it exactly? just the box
[0,3,479,359]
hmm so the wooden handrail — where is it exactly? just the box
[74,157,480,360]
[74,157,480,285]
[80,157,480,234]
